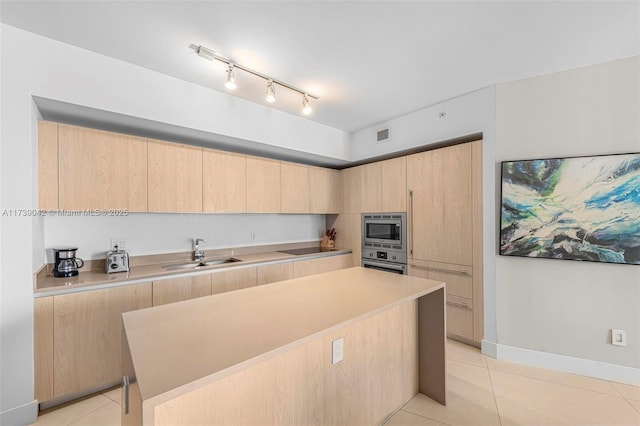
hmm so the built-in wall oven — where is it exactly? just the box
[361,213,407,275]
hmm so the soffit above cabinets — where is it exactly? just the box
[3,1,639,132]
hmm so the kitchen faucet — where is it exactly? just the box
[193,238,206,261]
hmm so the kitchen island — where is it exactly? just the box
[122,267,446,426]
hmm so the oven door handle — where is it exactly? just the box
[362,260,407,274]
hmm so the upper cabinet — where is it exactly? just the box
[148,139,203,213]
[341,163,382,213]
[381,156,407,212]
[203,149,247,213]
[38,121,59,210]
[407,143,473,266]
[281,162,310,213]
[309,166,341,214]
[246,156,281,213]
[58,124,148,211]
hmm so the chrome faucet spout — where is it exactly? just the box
[194,238,206,261]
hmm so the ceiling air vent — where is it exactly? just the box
[376,128,390,143]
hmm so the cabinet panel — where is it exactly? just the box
[407,144,472,266]
[330,214,361,267]
[293,254,352,279]
[341,163,382,213]
[211,267,257,295]
[53,283,152,397]
[58,124,147,211]
[281,162,310,213]
[152,275,212,306]
[309,167,341,213]
[446,295,474,341]
[381,157,406,212]
[257,262,294,286]
[148,139,202,213]
[203,149,246,213]
[246,157,281,213]
[38,121,58,210]
[34,297,54,402]
[408,262,472,299]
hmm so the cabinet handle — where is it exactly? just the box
[409,190,414,256]
[447,300,471,309]
[123,375,130,415]
[410,264,471,276]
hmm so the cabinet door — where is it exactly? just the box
[341,164,382,213]
[329,213,361,267]
[148,139,203,212]
[211,267,257,295]
[246,157,281,213]
[309,167,341,213]
[407,144,472,265]
[38,121,58,210]
[293,254,352,278]
[281,162,310,213]
[58,124,147,211]
[53,283,152,397]
[203,149,247,213]
[381,157,406,212]
[340,167,359,213]
[152,275,212,306]
[34,297,54,402]
[257,262,294,285]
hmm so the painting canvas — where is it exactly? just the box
[500,153,640,265]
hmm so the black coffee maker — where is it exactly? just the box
[53,248,85,277]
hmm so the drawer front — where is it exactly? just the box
[446,295,474,340]
[408,264,472,299]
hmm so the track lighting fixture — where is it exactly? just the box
[302,94,312,115]
[193,44,319,115]
[224,65,236,90]
[265,80,276,103]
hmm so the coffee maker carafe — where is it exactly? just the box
[53,248,85,277]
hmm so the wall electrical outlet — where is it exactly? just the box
[611,329,627,347]
[250,232,256,242]
[332,337,344,364]
[110,239,126,251]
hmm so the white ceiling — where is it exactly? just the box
[1,1,638,133]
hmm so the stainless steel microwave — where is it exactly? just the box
[361,213,407,250]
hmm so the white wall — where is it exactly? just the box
[495,56,640,369]
[43,214,326,261]
[0,24,349,424]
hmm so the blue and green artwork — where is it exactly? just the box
[500,153,640,265]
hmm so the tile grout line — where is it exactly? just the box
[485,364,627,399]
[399,407,454,426]
[622,398,640,415]
[65,397,118,426]
[485,366,504,426]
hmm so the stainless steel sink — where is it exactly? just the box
[163,258,241,270]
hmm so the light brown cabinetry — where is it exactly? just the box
[281,162,310,213]
[309,167,341,213]
[257,262,294,285]
[34,297,54,402]
[407,143,472,266]
[246,157,281,213]
[293,254,352,278]
[152,275,212,306]
[329,213,362,267]
[148,139,203,213]
[341,163,382,213]
[52,283,151,398]
[203,149,247,213]
[58,124,148,211]
[381,157,407,212]
[38,121,59,210]
[211,267,257,295]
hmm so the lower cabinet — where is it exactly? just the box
[152,275,212,306]
[211,267,257,295]
[257,262,294,285]
[34,283,152,403]
[293,254,353,278]
[408,263,476,344]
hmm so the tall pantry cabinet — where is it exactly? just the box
[407,140,483,345]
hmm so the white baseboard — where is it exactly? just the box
[0,399,38,426]
[481,341,640,386]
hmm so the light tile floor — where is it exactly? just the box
[31,340,639,426]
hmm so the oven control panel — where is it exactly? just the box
[362,248,407,264]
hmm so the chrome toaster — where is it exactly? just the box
[106,246,129,273]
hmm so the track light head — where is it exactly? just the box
[265,80,276,103]
[302,94,312,115]
[224,65,237,90]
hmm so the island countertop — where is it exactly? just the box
[122,267,445,405]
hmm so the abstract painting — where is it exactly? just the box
[500,153,640,265]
